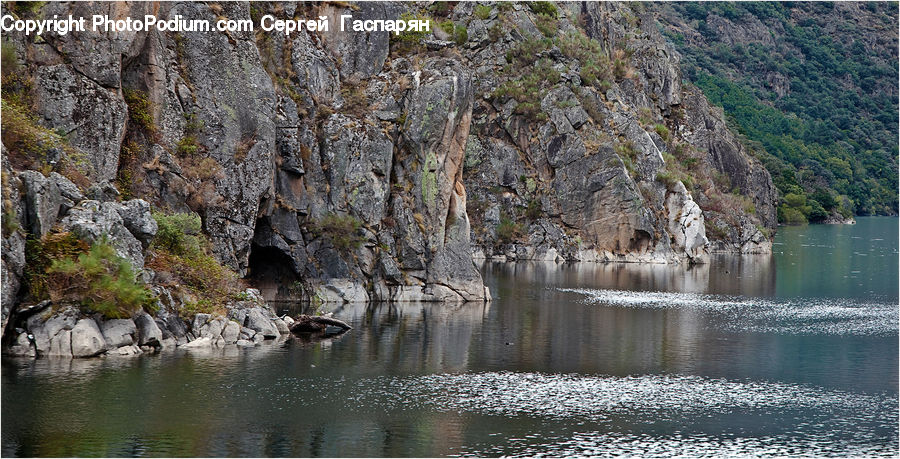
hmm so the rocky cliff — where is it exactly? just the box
[459,2,775,263]
[1,1,776,342]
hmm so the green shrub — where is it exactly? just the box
[615,141,639,178]
[528,1,558,18]
[428,1,450,16]
[654,123,670,141]
[556,31,613,88]
[152,211,202,256]
[2,207,18,238]
[123,89,155,134]
[778,205,808,225]
[534,13,558,38]
[311,213,365,253]
[390,12,431,53]
[525,199,542,220]
[10,1,45,15]
[656,170,677,188]
[176,136,200,156]
[496,215,525,244]
[24,232,89,300]
[492,55,559,122]
[453,24,468,45]
[488,22,504,41]
[474,4,492,20]
[440,20,468,45]
[148,211,239,313]
[1,100,62,166]
[48,237,155,318]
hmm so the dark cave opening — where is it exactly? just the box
[246,243,302,303]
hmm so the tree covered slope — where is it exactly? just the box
[658,2,898,221]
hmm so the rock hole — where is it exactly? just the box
[246,218,303,304]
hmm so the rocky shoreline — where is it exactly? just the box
[4,289,293,359]
[2,0,793,353]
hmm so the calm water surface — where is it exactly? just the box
[2,217,897,456]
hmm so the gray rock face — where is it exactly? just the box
[318,2,393,80]
[0,230,25,333]
[71,318,107,358]
[1,0,781,323]
[681,91,777,232]
[100,319,137,348]
[19,170,65,237]
[146,2,277,275]
[48,329,72,357]
[222,321,241,344]
[1,160,26,332]
[462,1,774,263]
[60,200,145,269]
[33,64,128,182]
[40,2,149,89]
[116,200,157,247]
[133,312,162,347]
[245,308,280,339]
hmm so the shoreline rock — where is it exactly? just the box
[3,289,292,359]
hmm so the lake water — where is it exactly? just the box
[2,217,897,456]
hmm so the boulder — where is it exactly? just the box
[100,319,137,348]
[182,337,212,348]
[666,182,709,262]
[133,312,162,347]
[201,317,226,340]
[273,318,289,335]
[245,308,279,338]
[71,319,107,358]
[48,329,72,357]
[192,313,211,333]
[7,332,36,357]
[27,306,78,354]
[221,321,240,344]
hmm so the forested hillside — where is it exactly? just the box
[658,2,898,222]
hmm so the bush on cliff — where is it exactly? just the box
[147,211,239,313]
[47,237,156,319]
[309,213,365,253]
[24,232,89,301]
[496,215,526,244]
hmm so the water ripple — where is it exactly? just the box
[559,288,899,336]
[273,371,897,456]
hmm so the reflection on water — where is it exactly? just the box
[2,218,897,457]
[560,288,898,336]
[482,254,775,298]
[774,217,898,300]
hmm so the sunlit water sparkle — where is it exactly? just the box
[559,288,899,336]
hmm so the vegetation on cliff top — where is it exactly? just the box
[48,237,156,319]
[146,211,240,315]
[660,2,898,221]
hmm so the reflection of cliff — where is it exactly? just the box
[481,257,775,298]
[473,260,776,375]
[308,301,490,374]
